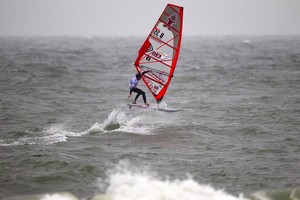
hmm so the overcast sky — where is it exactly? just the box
[1,0,300,36]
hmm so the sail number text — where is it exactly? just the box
[153,29,164,39]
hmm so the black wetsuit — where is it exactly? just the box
[129,71,149,103]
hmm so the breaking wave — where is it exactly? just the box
[95,161,248,200]
[4,161,300,200]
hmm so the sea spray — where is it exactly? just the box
[97,108,170,134]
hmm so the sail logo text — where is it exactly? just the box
[149,50,167,60]
[151,51,162,59]
[167,13,177,26]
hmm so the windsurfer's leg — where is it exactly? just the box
[137,89,146,103]
[132,88,146,103]
[133,88,148,106]
[132,88,141,102]
[141,91,146,103]
[134,93,140,101]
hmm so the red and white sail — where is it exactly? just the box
[134,4,183,102]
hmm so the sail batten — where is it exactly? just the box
[149,37,176,51]
[134,4,183,102]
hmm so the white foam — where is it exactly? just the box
[41,192,79,200]
[0,139,24,147]
[67,106,176,136]
[1,122,91,146]
[39,123,90,145]
[101,109,127,131]
[97,108,172,135]
[97,161,249,200]
[97,105,180,135]
[155,101,169,109]
[1,106,178,147]
[88,122,105,134]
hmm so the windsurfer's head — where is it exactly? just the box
[136,73,142,80]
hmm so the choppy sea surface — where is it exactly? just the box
[0,36,299,200]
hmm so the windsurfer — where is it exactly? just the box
[128,71,150,106]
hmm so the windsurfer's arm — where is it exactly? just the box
[128,88,133,98]
[142,70,150,75]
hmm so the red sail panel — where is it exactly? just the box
[134,4,183,102]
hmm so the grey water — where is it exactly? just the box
[0,36,299,200]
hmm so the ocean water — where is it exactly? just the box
[0,36,299,200]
